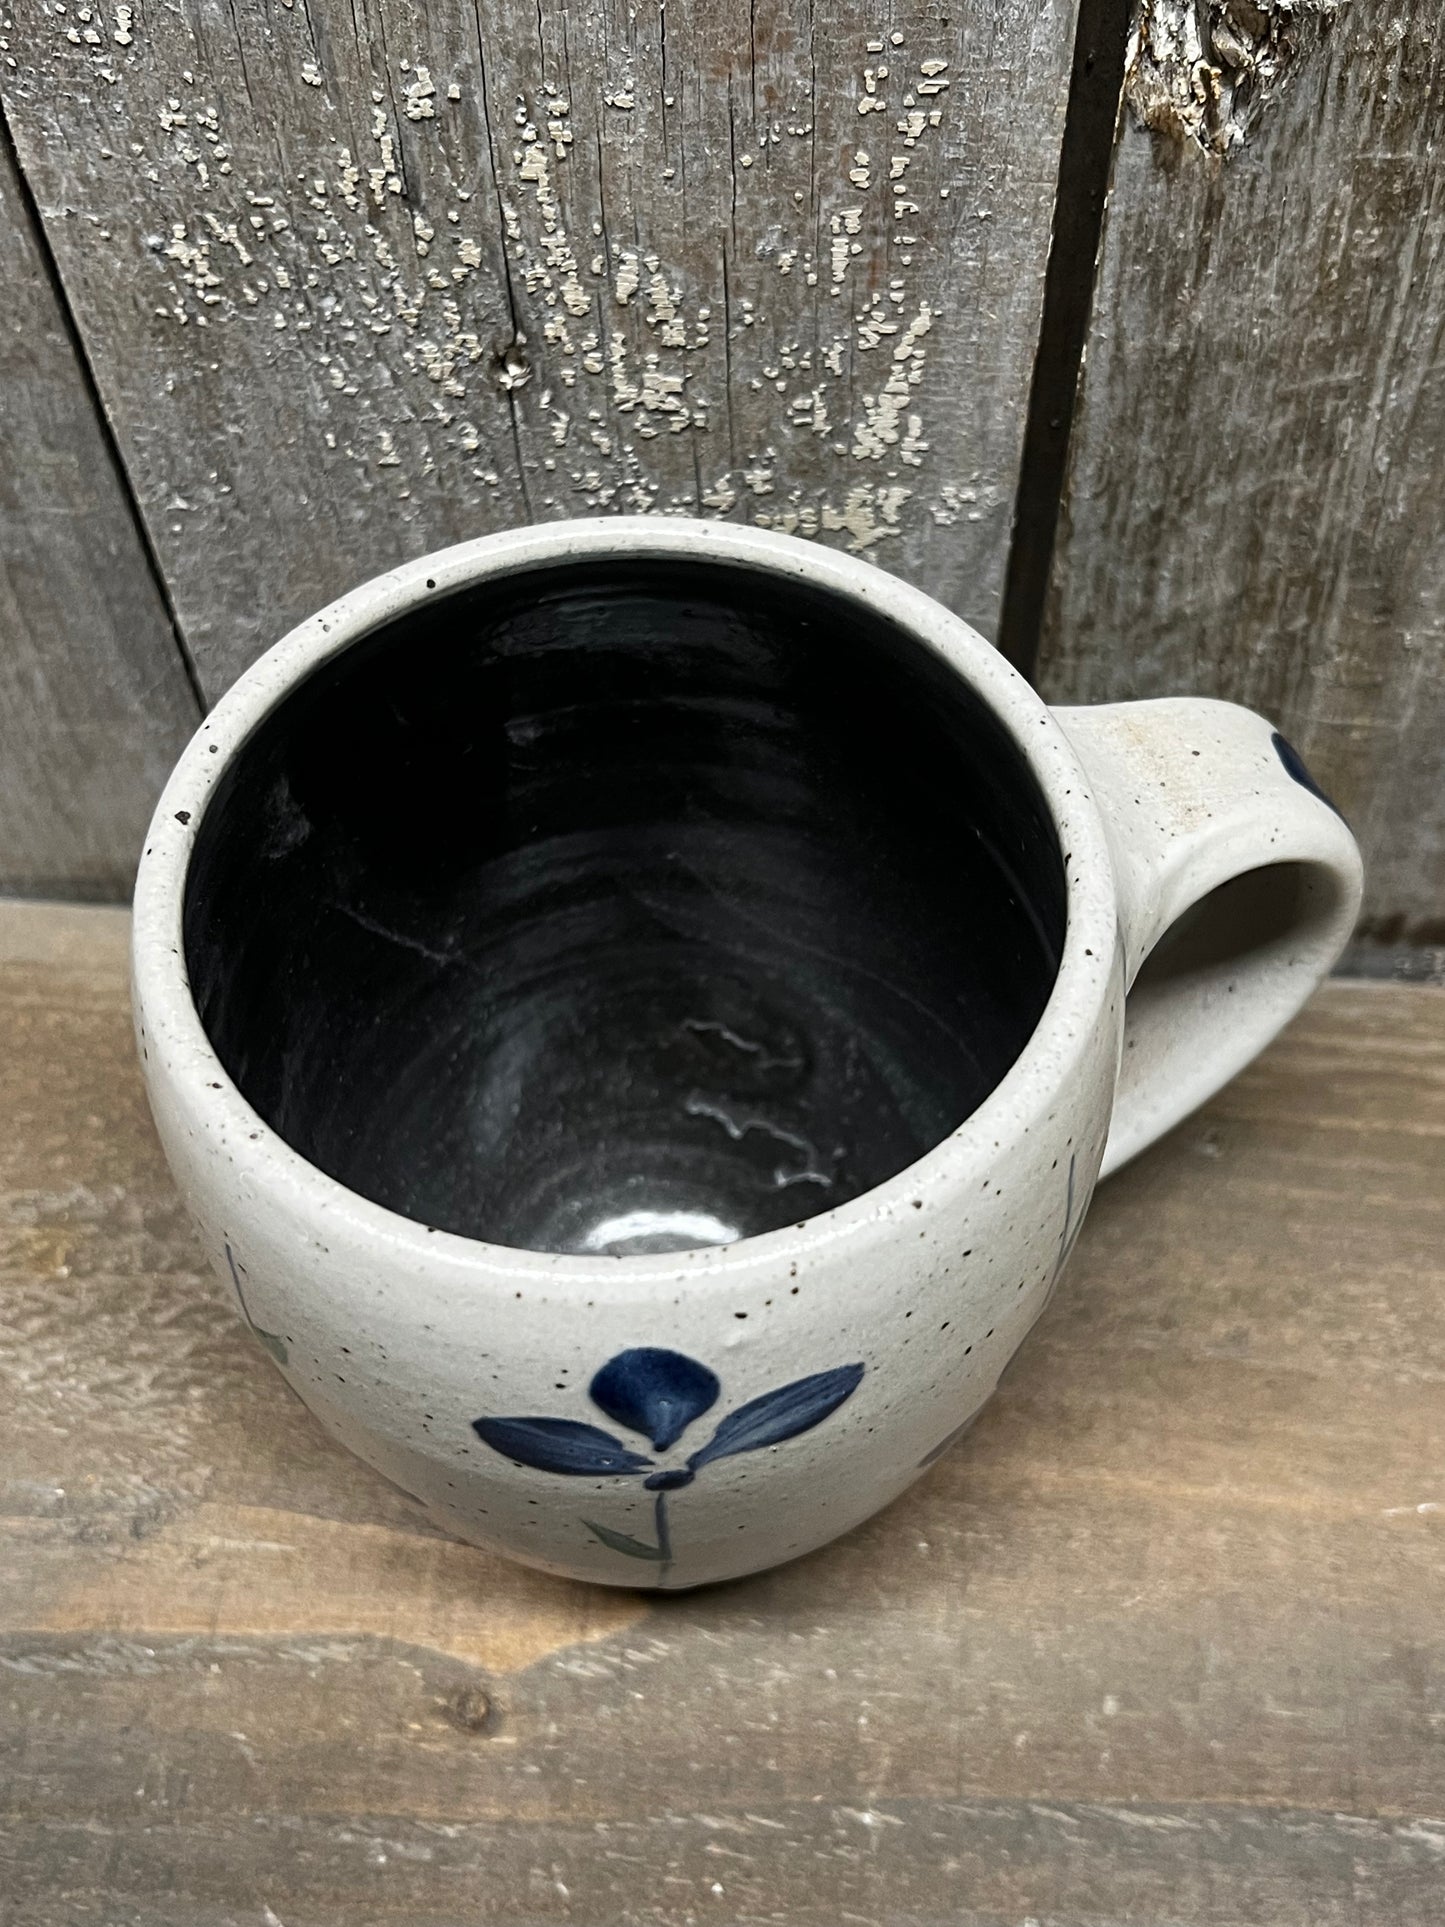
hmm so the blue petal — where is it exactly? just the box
[689,1363,864,1469]
[472,1416,653,1475]
[589,1348,721,1450]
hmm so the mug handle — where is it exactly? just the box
[1054,698,1364,1177]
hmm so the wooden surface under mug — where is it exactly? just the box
[2,900,1442,1924]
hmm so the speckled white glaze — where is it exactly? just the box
[131,520,1363,1589]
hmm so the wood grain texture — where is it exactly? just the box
[0,0,1078,698]
[0,135,198,899]
[2,899,1443,1924]
[1041,0,1445,942]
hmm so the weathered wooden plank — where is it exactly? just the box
[2,899,1443,1923]
[1041,0,1445,943]
[4,1797,1444,1926]
[0,135,198,898]
[0,0,1078,699]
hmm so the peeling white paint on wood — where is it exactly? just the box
[1,0,1078,695]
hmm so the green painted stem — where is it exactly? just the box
[655,1490,673,1587]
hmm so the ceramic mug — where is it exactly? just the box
[132,519,1362,1589]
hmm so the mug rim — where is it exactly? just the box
[132,517,1119,1285]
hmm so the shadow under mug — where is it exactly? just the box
[132,519,1362,1588]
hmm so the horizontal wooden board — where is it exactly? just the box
[1,901,1442,1923]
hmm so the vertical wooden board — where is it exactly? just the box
[1040,2,1445,940]
[1,0,1078,698]
[0,132,197,899]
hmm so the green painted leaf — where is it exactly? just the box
[584,1518,666,1560]
[252,1325,289,1366]
[224,1244,288,1365]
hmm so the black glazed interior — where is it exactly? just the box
[184,557,1066,1256]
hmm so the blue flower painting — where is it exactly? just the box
[473,1348,864,1581]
